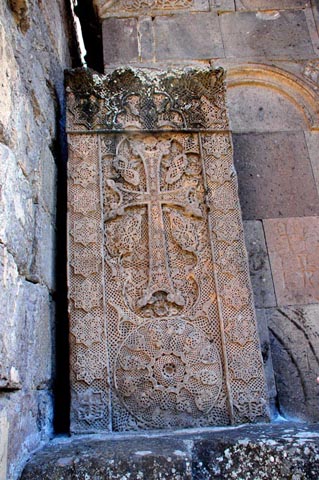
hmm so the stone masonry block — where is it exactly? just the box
[24,281,52,390]
[255,309,277,415]
[0,245,52,391]
[235,0,310,11]
[138,17,155,62]
[264,216,319,306]
[265,305,319,422]
[233,132,319,219]
[243,220,276,308]
[0,390,53,480]
[155,12,224,60]
[103,17,139,66]
[305,131,319,196]
[39,145,57,219]
[0,144,35,274]
[227,85,307,133]
[0,245,23,390]
[30,205,55,290]
[220,10,315,59]
[210,0,234,11]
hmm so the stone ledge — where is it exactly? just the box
[21,423,319,479]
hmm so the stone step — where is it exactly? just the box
[21,422,319,479]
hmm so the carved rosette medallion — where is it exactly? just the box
[114,318,223,428]
[67,68,268,433]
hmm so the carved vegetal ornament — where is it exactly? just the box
[66,68,268,432]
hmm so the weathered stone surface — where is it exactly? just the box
[0,409,9,480]
[220,10,315,59]
[255,309,277,415]
[138,17,155,61]
[210,0,234,11]
[264,216,319,306]
[67,68,267,433]
[233,132,319,219]
[0,244,53,391]
[0,144,34,274]
[265,305,319,422]
[66,67,229,132]
[0,0,73,478]
[102,18,139,66]
[227,85,308,133]
[154,13,224,60]
[21,423,319,479]
[243,220,276,308]
[0,390,53,480]
[305,131,319,196]
[236,0,311,10]
[30,206,55,290]
[95,0,209,17]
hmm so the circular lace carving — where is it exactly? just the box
[114,318,223,428]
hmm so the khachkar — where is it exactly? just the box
[66,67,269,433]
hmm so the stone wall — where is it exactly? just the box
[0,1,76,478]
[93,0,319,422]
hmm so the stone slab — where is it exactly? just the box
[233,132,319,220]
[243,220,276,308]
[263,216,319,306]
[102,17,139,66]
[154,12,224,60]
[21,423,319,479]
[265,305,319,422]
[220,10,315,59]
[235,0,311,11]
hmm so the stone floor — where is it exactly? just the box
[21,422,319,479]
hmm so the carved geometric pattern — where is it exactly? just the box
[71,312,103,347]
[221,278,250,311]
[233,388,267,423]
[66,68,228,133]
[68,133,111,433]
[71,250,101,277]
[74,348,105,385]
[76,389,105,424]
[114,318,223,428]
[71,278,102,312]
[94,0,195,17]
[71,218,99,246]
[67,68,268,433]
[71,162,97,188]
[72,188,99,215]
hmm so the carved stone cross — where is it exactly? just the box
[105,137,203,312]
[66,68,268,432]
